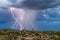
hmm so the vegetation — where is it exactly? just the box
[0,29,60,40]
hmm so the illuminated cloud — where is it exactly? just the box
[0,0,12,7]
[7,0,17,3]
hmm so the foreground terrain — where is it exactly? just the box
[0,29,60,40]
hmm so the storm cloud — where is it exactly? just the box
[9,0,60,10]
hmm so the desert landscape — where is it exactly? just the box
[0,29,60,40]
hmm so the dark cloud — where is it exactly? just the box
[22,0,60,10]
[11,0,60,10]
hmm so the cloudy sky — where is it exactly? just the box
[0,0,60,31]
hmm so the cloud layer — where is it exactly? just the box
[9,0,60,10]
